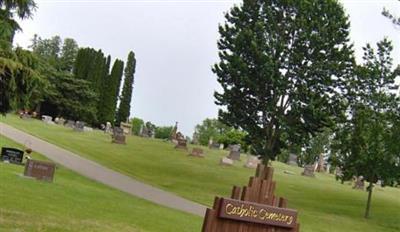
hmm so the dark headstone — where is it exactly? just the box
[112,127,126,144]
[301,164,315,177]
[190,148,204,157]
[228,144,241,160]
[24,159,56,182]
[1,147,24,164]
[74,121,85,132]
[228,151,241,161]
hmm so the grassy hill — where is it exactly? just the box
[0,135,201,232]
[1,115,400,232]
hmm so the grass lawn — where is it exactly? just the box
[0,135,202,232]
[1,114,400,232]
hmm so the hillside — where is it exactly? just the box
[1,115,400,232]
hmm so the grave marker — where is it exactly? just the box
[74,121,85,132]
[287,154,298,166]
[202,164,300,232]
[112,127,126,144]
[120,122,132,135]
[301,164,315,177]
[190,148,204,157]
[228,145,241,161]
[1,147,24,164]
[24,159,56,182]
[175,138,188,150]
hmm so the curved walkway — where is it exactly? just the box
[0,123,207,217]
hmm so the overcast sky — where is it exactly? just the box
[14,0,400,136]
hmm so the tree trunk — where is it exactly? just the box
[364,182,374,218]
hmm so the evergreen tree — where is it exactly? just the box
[116,51,136,125]
[213,0,354,164]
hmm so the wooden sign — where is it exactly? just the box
[202,164,300,232]
[219,198,297,228]
[24,159,56,182]
[1,147,24,164]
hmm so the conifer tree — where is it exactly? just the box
[116,51,136,125]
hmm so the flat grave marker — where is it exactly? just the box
[189,148,204,158]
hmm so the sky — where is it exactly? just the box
[14,0,400,136]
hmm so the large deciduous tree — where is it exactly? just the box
[331,39,400,219]
[116,51,136,125]
[213,0,354,164]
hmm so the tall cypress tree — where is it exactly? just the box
[116,51,136,125]
[73,47,109,124]
[97,58,124,124]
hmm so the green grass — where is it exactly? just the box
[2,114,400,232]
[0,135,202,232]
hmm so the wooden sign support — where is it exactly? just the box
[202,164,300,232]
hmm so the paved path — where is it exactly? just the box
[0,123,207,217]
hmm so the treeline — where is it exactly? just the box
[130,117,174,140]
[17,35,136,126]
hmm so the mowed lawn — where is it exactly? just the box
[0,135,202,232]
[1,115,400,232]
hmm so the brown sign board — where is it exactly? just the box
[218,198,297,229]
[24,159,56,182]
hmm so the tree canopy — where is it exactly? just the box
[214,0,354,163]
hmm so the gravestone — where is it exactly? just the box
[228,144,241,161]
[105,122,112,134]
[175,138,188,150]
[65,120,75,128]
[220,157,234,166]
[120,122,132,136]
[316,154,325,172]
[301,164,315,177]
[19,112,32,120]
[353,176,365,190]
[24,159,56,182]
[287,153,298,166]
[244,155,260,169]
[202,164,300,232]
[41,115,53,124]
[74,121,85,132]
[1,147,24,164]
[112,127,126,144]
[219,144,224,150]
[54,118,65,125]
[190,148,204,158]
[83,126,93,132]
[335,167,343,179]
